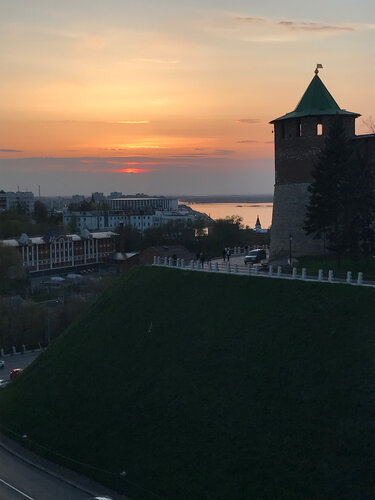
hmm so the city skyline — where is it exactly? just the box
[0,0,374,195]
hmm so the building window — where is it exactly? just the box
[317,123,323,136]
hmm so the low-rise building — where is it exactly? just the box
[1,229,117,273]
[109,197,178,212]
[63,209,194,233]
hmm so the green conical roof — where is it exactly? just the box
[271,74,360,122]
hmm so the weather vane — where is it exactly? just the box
[315,63,323,75]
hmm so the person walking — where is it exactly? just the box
[199,252,205,269]
[226,248,231,262]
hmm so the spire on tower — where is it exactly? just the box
[314,63,323,75]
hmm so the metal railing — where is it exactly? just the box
[152,256,374,288]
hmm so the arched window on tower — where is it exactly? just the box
[317,122,323,136]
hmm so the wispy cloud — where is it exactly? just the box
[277,21,354,32]
[215,149,235,155]
[0,148,23,153]
[236,16,355,33]
[236,119,260,124]
[237,140,257,143]
[230,15,372,42]
[235,17,265,23]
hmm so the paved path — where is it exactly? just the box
[0,439,125,500]
[0,445,92,500]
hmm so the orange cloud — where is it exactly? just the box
[115,168,156,174]
[106,160,161,166]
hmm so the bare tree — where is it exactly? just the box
[362,116,375,134]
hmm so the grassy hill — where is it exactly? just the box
[1,266,375,500]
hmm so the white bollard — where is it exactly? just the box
[209,261,212,271]
[215,262,219,272]
[268,264,273,276]
[158,256,161,265]
[328,270,333,282]
[357,272,363,285]
[254,266,259,276]
[318,269,323,281]
[164,256,168,266]
[153,255,157,265]
[301,268,307,280]
[190,259,194,269]
[234,264,238,274]
[346,271,352,284]
[227,262,231,273]
[181,258,185,268]
[248,264,252,275]
[292,267,297,279]
[277,266,282,277]
[168,257,173,266]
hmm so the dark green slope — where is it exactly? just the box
[1,267,375,500]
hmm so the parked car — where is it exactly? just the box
[244,249,267,265]
[10,368,23,380]
[0,379,8,389]
[0,360,4,369]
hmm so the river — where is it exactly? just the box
[184,202,273,230]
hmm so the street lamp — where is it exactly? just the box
[289,234,293,269]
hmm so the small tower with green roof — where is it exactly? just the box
[269,67,360,260]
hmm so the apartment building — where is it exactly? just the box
[0,191,35,214]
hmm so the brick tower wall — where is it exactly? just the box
[270,114,356,261]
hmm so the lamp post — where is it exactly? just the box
[289,234,293,269]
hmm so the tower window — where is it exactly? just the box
[297,121,302,137]
[317,123,323,136]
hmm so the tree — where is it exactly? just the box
[0,245,24,294]
[33,200,48,223]
[67,215,77,233]
[68,200,95,212]
[349,151,375,258]
[304,116,375,261]
[362,116,375,134]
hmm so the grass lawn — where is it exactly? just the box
[0,266,374,500]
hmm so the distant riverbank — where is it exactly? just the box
[179,194,273,204]
[183,202,273,229]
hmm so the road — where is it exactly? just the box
[0,445,96,500]
[0,352,41,383]
[0,351,121,499]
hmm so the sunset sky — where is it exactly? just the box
[0,0,374,195]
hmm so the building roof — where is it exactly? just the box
[0,231,117,247]
[270,74,360,123]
